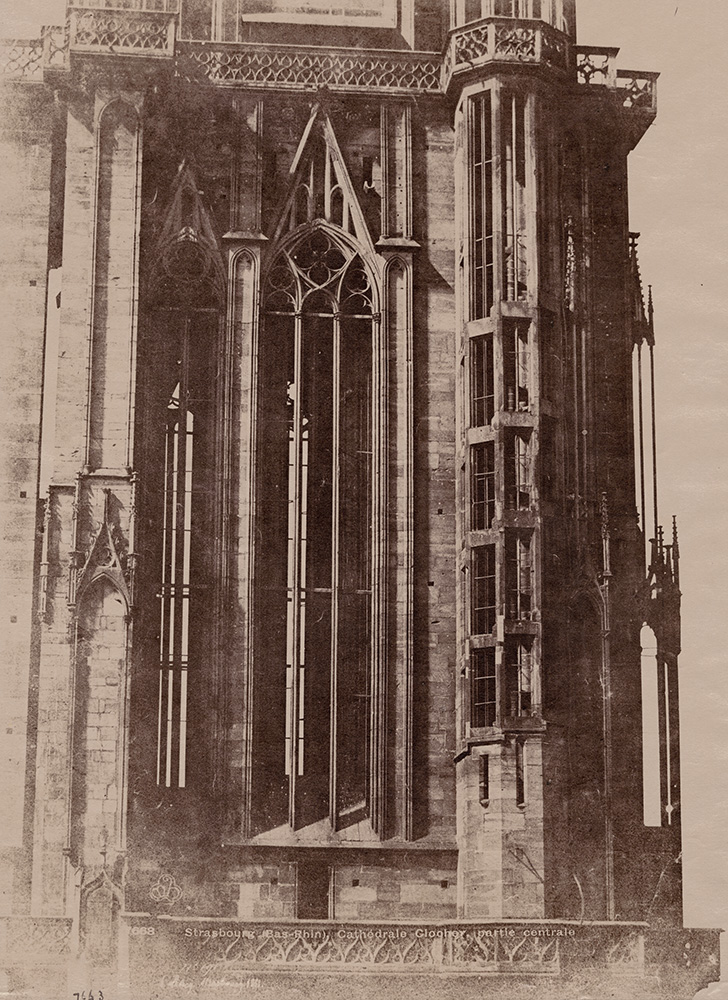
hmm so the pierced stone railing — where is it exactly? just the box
[128,919,567,975]
[124,916,658,986]
[206,923,562,973]
[175,41,442,94]
[42,21,70,72]
[443,17,570,90]
[69,5,176,57]
[0,10,659,113]
[0,916,73,969]
[71,0,178,8]
[616,70,659,112]
[0,39,44,80]
[0,917,72,996]
[575,44,618,86]
[576,46,658,113]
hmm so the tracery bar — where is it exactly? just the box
[157,322,194,789]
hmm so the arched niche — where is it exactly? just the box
[80,870,123,969]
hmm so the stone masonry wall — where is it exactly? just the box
[232,859,457,921]
[0,81,54,913]
[72,579,127,869]
[457,741,545,919]
[31,83,141,916]
[333,860,457,920]
[413,103,459,843]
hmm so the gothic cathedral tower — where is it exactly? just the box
[0,0,719,996]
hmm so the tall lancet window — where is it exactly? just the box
[139,161,223,797]
[152,314,218,792]
[159,383,191,787]
[470,91,494,320]
[254,226,376,833]
[503,92,528,301]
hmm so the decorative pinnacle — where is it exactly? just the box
[629,233,651,345]
[646,284,656,347]
[42,490,51,530]
[600,492,612,579]
[672,515,680,588]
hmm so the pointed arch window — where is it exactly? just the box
[158,382,193,788]
[139,160,224,795]
[470,91,494,320]
[153,315,218,792]
[254,226,380,834]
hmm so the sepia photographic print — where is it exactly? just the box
[0,0,726,997]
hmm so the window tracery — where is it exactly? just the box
[254,224,379,833]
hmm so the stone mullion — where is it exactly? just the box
[379,252,415,841]
[454,94,468,751]
[287,310,304,829]
[205,296,231,808]
[226,245,263,840]
[369,300,388,838]
[378,99,418,840]
[329,311,342,830]
[400,257,415,843]
[223,95,266,838]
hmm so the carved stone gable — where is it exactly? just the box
[273,102,375,251]
[76,490,131,609]
[150,159,224,302]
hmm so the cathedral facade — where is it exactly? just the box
[0,0,720,996]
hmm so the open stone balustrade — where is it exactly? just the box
[0,6,657,114]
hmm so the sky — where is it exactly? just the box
[575,0,728,936]
[2,0,727,943]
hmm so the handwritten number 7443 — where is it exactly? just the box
[73,992,104,999]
